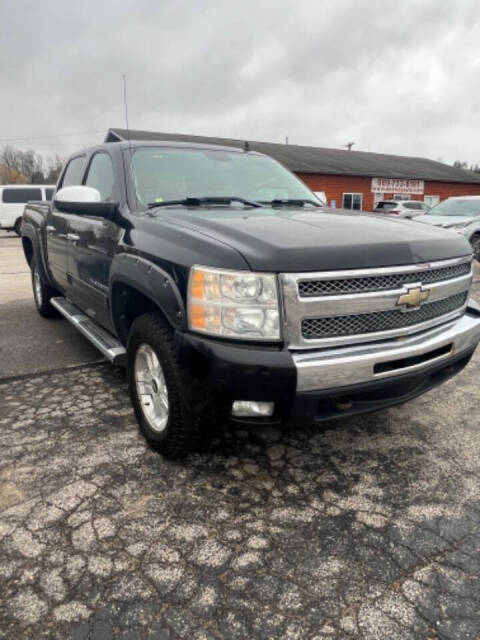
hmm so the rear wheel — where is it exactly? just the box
[471,234,480,262]
[31,257,58,318]
[14,218,22,236]
[127,312,204,458]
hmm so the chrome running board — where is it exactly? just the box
[51,297,126,365]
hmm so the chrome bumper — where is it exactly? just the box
[294,300,480,392]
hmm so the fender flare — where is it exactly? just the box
[109,254,186,333]
[21,222,55,287]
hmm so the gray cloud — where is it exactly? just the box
[1,0,479,165]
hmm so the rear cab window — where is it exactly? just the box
[2,187,43,203]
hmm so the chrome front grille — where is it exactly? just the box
[298,262,471,297]
[280,256,473,349]
[301,292,468,339]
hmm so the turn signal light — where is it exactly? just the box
[190,305,206,329]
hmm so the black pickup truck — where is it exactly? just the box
[22,140,480,457]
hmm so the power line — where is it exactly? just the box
[0,129,107,143]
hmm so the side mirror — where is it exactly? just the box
[54,186,118,218]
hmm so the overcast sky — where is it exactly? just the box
[1,0,479,165]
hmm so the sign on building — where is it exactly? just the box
[371,178,424,194]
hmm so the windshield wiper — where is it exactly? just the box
[148,196,262,209]
[259,198,322,208]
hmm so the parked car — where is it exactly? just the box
[21,141,480,458]
[0,185,55,235]
[374,199,430,218]
[415,196,480,260]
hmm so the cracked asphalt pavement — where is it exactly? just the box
[1,237,480,639]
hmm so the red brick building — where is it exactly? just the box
[106,128,480,211]
[297,173,480,211]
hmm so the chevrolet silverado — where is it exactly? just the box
[21,140,480,457]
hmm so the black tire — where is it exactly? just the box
[471,234,480,262]
[14,218,22,236]
[31,257,59,318]
[127,312,203,458]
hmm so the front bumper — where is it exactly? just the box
[294,303,480,392]
[177,301,480,426]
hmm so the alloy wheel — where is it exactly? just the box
[134,343,169,433]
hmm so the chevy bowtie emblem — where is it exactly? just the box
[397,286,431,310]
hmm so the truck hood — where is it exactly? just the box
[156,208,471,272]
[415,214,477,227]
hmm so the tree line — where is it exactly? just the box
[2,144,478,184]
[0,145,64,185]
[453,160,480,173]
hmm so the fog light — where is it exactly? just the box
[232,401,274,417]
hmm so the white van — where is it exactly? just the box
[0,185,55,235]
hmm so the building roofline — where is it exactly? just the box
[104,128,480,184]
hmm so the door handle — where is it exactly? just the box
[67,233,80,243]
[46,225,56,233]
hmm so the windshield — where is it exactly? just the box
[427,199,480,217]
[129,147,316,209]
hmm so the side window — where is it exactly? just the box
[85,153,115,202]
[2,188,42,203]
[61,156,87,188]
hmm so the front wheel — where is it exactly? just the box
[31,258,58,318]
[471,234,480,262]
[127,312,203,458]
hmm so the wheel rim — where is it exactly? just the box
[33,267,42,305]
[473,238,480,260]
[134,343,169,433]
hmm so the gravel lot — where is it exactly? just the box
[1,233,480,639]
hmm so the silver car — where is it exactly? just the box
[416,196,480,260]
[374,199,430,218]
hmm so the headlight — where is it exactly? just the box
[188,266,280,340]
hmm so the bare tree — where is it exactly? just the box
[453,160,480,174]
[1,145,22,173]
[45,154,64,184]
[0,145,64,184]
[0,162,28,184]
[18,149,44,183]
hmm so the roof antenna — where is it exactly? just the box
[243,140,250,152]
[122,74,137,212]
[122,74,132,147]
